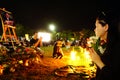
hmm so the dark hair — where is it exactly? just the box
[96,11,120,42]
[96,12,108,26]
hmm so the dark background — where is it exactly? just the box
[0,0,119,32]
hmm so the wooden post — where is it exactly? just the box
[0,8,19,49]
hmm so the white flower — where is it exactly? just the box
[89,36,99,44]
[87,36,99,47]
[98,46,106,54]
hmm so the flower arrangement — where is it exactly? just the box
[0,44,44,75]
[87,36,107,56]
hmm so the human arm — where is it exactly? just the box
[88,48,105,69]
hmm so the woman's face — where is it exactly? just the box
[94,19,108,38]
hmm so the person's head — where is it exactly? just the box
[94,12,108,40]
[33,32,38,39]
[94,11,120,43]
[5,13,10,17]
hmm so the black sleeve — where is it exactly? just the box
[97,66,112,80]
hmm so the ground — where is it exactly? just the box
[0,46,94,80]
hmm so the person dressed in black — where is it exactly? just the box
[30,32,39,47]
[88,11,120,80]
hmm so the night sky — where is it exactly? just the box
[0,0,119,32]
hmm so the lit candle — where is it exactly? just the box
[0,65,4,75]
[24,60,29,66]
